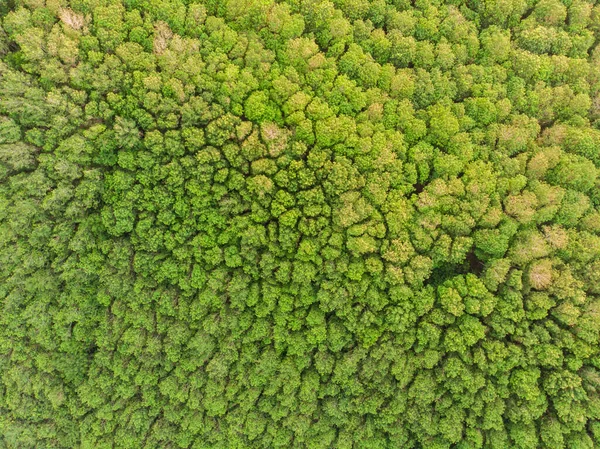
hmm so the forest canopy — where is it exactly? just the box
[1,0,600,447]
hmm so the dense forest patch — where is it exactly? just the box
[1,0,600,447]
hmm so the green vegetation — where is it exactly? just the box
[1,0,600,447]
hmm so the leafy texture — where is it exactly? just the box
[1,0,600,448]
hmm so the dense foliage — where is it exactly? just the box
[1,0,600,447]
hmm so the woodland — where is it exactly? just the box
[1,0,600,447]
